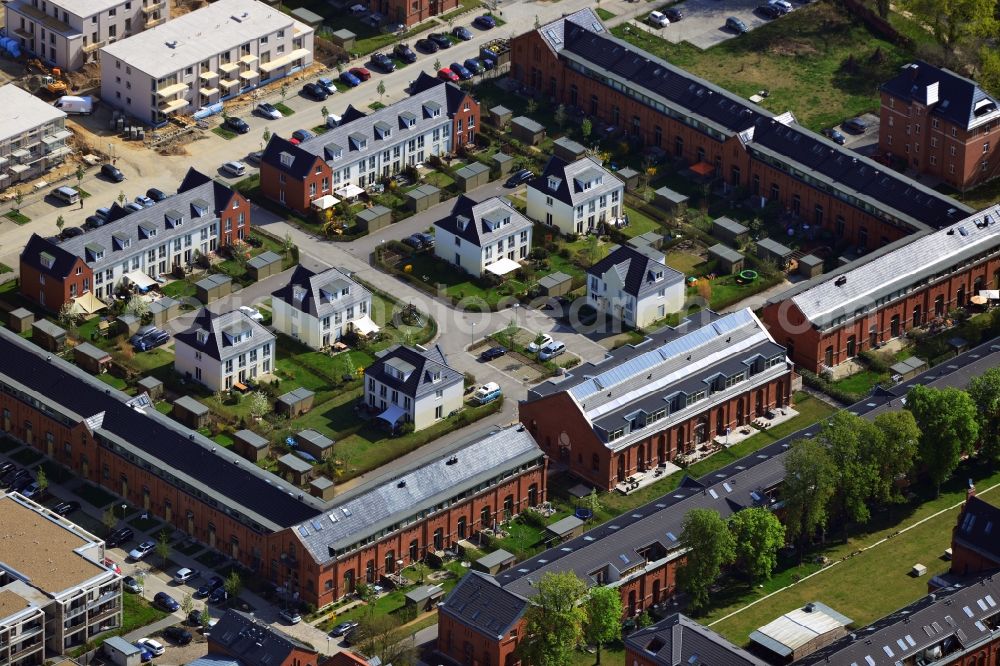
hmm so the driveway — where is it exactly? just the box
[630,0,799,49]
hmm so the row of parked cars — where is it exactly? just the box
[0,461,39,496]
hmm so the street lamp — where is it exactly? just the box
[471,321,476,346]
[120,503,127,519]
[513,303,520,328]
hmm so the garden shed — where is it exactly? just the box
[538,271,573,297]
[248,251,283,281]
[233,429,269,463]
[511,116,545,145]
[296,429,334,460]
[103,636,141,666]
[454,162,490,192]
[278,453,312,486]
[148,296,180,326]
[798,254,824,279]
[195,274,232,304]
[31,319,66,352]
[492,152,513,178]
[137,376,163,400]
[615,167,639,191]
[890,356,927,382]
[73,342,112,375]
[172,395,209,430]
[654,186,689,216]
[474,548,516,574]
[627,231,664,250]
[545,515,585,543]
[756,238,794,268]
[310,476,336,501]
[405,584,444,612]
[357,205,392,233]
[289,6,323,27]
[489,104,512,127]
[406,185,440,213]
[712,216,749,246]
[277,387,315,416]
[331,29,356,50]
[708,243,745,275]
[553,136,587,162]
[7,307,33,333]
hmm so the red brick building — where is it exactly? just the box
[436,572,527,666]
[880,61,1000,192]
[19,234,93,312]
[520,309,792,491]
[260,73,479,216]
[374,0,458,27]
[624,614,767,666]
[511,10,971,249]
[760,205,1000,372]
[209,609,320,666]
[950,492,1000,579]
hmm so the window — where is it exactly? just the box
[435,405,443,419]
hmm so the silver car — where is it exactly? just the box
[221,161,247,177]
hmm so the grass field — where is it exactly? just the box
[611,3,915,131]
[69,595,169,657]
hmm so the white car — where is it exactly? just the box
[239,305,264,322]
[173,567,197,584]
[539,341,567,361]
[647,10,670,27]
[128,540,156,561]
[256,102,282,120]
[527,334,554,353]
[221,161,247,178]
[769,0,793,12]
[137,638,165,656]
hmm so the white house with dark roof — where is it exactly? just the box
[526,155,624,235]
[174,309,275,391]
[270,264,375,349]
[433,195,533,277]
[363,344,463,431]
[587,243,684,328]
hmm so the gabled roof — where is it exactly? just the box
[364,344,462,398]
[177,167,241,212]
[174,308,274,362]
[20,233,82,279]
[625,614,768,666]
[260,134,325,180]
[210,609,314,666]
[271,264,371,318]
[882,61,1000,131]
[439,571,529,639]
[954,495,1000,565]
[434,195,532,248]
[529,155,621,209]
[588,243,683,298]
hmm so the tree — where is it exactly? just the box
[534,14,540,29]
[247,391,270,420]
[261,127,272,151]
[980,46,1000,98]
[102,508,117,534]
[554,103,567,128]
[782,437,837,559]
[320,105,329,122]
[677,508,735,611]
[585,234,606,267]
[728,507,785,584]
[355,614,415,666]
[224,570,242,599]
[75,164,85,189]
[582,488,602,518]
[117,190,126,206]
[906,385,979,495]
[56,214,65,234]
[57,301,77,329]
[869,410,921,505]
[377,80,386,100]
[526,98,539,115]
[126,294,150,320]
[900,0,995,48]
[968,367,1000,460]
[500,318,518,349]
[35,467,48,498]
[818,411,879,533]
[581,118,593,142]
[181,593,194,617]
[13,188,23,214]
[516,571,587,666]
[433,58,441,72]
[583,586,622,664]
[280,81,289,102]
[200,606,212,627]
[155,530,170,569]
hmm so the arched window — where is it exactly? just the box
[384,550,395,574]
[365,560,375,583]
[433,528,444,551]
[480,505,491,528]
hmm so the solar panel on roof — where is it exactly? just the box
[709,489,718,499]
[986,595,996,607]
[311,519,324,531]
[666,531,677,542]
[964,606,975,617]
[905,635,915,647]
[298,526,310,536]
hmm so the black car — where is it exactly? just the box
[101,163,125,182]
[0,461,13,478]
[11,475,33,493]
[393,43,417,63]
[62,226,84,239]
[154,592,180,612]
[106,527,135,548]
[195,575,224,598]
[756,4,781,18]
[302,82,329,101]
[823,127,847,145]
[53,500,81,516]
[146,187,169,202]
[85,215,106,228]
[135,330,169,351]
[416,232,435,248]
[208,588,229,605]
[163,626,193,645]
[188,609,207,626]
[402,234,425,250]
[0,466,22,487]
[664,8,683,21]
[3,469,28,489]
[843,117,869,134]
[452,25,473,41]
[129,325,160,347]
[429,32,452,49]
[415,37,439,53]
[370,52,396,73]
[224,116,250,134]
[504,168,534,187]
[480,346,507,361]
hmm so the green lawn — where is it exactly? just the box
[212,126,237,140]
[353,17,440,56]
[96,373,128,390]
[595,7,615,20]
[619,206,662,238]
[74,482,119,508]
[665,250,704,276]
[0,262,13,274]
[4,210,30,225]
[831,369,888,396]
[69,594,169,658]
[161,279,197,299]
[611,2,916,131]
[274,102,296,117]
[396,252,526,309]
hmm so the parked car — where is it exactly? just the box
[224,116,250,134]
[316,78,338,95]
[10,475,33,493]
[664,8,683,21]
[146,187,169,202]
[452,25,473,41]
[437,68,459,83]
[279,608,302,625]
[128,540,156,561]
[246,150,263,166]
[61,226,84,239]
[129,325,160,347]
[381,21,405,34]
[291,129,314,143]
[208,587,229,605]
[95,206,112,221]
[106,527,134,548]
[843,117,869,134]
[393,43,417,63]
[415,37,439,53]
[134,194,155,208]
[339,70,361,87]
[302,82,329,101]
[221,161,247,178]
[103,558,123,575]
[122,576,143,593]
[449,62,472,80]
[330,620,359,637]
[473,382,502,404]
[173,567,198,584]
[504,168,534,187]
[822,128,847,144]
[20,481,40,498]
[84,215,105,229]
[1,469,25,490]
[415,231,435,247]
[101,163,125,182]
[402,234,426,250]
[153,591,180,612]
[725,16,749,34]
[239,305,264,322]
[756,4,781,18]
[163,627,192,645]
[0,462,13,478]
[53,500,81,515]
[195,576,224,598]
[647,10,670,27]
[538,340,566,361]
[464,58,484,75]
[370,52,396,72]
[135,330,169,351]
[527,334,554,353]
[123,201,145,214]
[135,643,153,663]
[769,0,793,13]
[429,32,452,49]
[137,638,165,657]
[473,14,496,29]
[479,346,507,361]
[256,102,282,120]
[350,66,372,81]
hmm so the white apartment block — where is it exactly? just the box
[174,309,276,391]
[526,156,624,236]
[364,345,464,431]
[0,85,70,191]
[587,244,686,329]
[99,0,313,126]
[0,492,122,660]
[433,196,533,278]
[271,265,377,349]
[5,0,166,72]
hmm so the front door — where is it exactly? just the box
[617,455,626,483]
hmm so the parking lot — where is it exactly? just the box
[633,0,806,49]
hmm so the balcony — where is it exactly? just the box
[160,98,190,114]
[259,48,310,74]
[156,82,188,98]
[239,54,258,65]
[144,15,166,28]
[218,62,239,75]
[219,78,239,90]
[142,0,166,14]
[199,71,219,82]
[82,39,106,53]
[239,70,259,82]
[199,86,219,97]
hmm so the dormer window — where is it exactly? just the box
[456,214,470,232]
[196,330,209,345]
[280,152,294,168]
[399,111,417,128]
[292,286,307,303]
[349,133,367,151]
[423,102,441,118]
[374,121,392,140]
[190,201,209,218]
[324,143,344,161]
[165,211,184,228]
[547,176,560,191]
[39,252,55,270]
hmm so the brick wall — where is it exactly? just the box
[19,256,93,312]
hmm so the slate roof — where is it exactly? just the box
[235,429,269,450]
[625,614,768,666]
[708,243,743,263]
[439,571,529,639]
[713,216,748,236]
[174,309,274,363]
[21,233,81,278]
[75,342,110,361]
[529,155,621,209]
[210,609,314,666]
[882,61,1000,131]
[434,195,532,248]
[756,237,793,258]
[364,344,462,399]
[279,453,312,473]
[512,116,544,133]
[261,135,326,181]
[174,395,209,415]
[32,319,65,338]
[0,326,320,530]
[587,243,683,298]
[247,250,282,270]
[292,426,543,561]
[271,264,371,319]
[954,495,1000,565]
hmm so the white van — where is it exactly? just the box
[539,341,566,361]
[51,186,80,205]
[473,382,502,404]
[55,95,94,115]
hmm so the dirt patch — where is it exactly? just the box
[769,39,819,58]
[171,0,208,17]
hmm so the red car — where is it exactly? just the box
[289,137,301,145]
[349,67,371,82]
[437,68,459,82]
[103,558,122,575]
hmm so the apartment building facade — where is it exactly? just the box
[511,11,972,250]
[586,243,685,329]
[625,614,767,666]
[271,265,375,349]
[526,155,624,236]
[99,0,313,126]
[363,345,464,431]
[174,309,275,391]
[760,204,1000,373]
[373,0,458,27]
[5,0,166,71]
[433,195,533,277]
[520,309,793,490]
[0,493,122,659]
[880,61,1000,192]
[0,85,70,191]
[260,72,479,211]
[19,234,92,312]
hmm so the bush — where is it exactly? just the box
[858,349,892,374]
[531,247,549,260]
[558,248,571,259]
[519,508,546,530]
[799,368,864,404]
